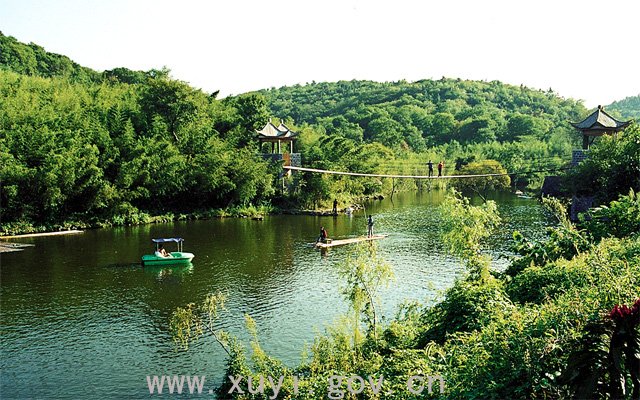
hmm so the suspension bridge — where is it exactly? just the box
[283,165,570,179]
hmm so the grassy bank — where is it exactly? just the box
[0,204,277,237]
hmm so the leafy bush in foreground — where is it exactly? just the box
[581,189,640,241]
[441,237,640,398]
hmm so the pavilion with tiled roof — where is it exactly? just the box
[570,105,631,150]
[256,119,297,154]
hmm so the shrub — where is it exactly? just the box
[442,238,640,399]
[558,299,640,399]
[451,159,511,199]
[507,258,594,304]
[567,123,640,203]
[581,189,640,240]
[419,277,513,345]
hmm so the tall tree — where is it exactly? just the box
[227,93,269,147]
[139,76,208,141]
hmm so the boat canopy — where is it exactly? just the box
[152,238,184,243]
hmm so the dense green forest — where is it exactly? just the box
[1,32,278,233]
[258,79,587,198]
[0,32,101,84]
[607,94,640,120]
[0,31,605,235]
[260,79,583,148]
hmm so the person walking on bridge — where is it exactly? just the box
[427,160,434,177]
[437,161,444,177]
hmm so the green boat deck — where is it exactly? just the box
[141,252,194,266]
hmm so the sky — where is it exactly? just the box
[1,0,639,107]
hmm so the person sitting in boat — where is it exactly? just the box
[317,226,329,243]
[155,244,172,258]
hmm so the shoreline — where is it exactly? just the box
[0,204,370,238]
[0,229,84,240]
[0,230,84,252]
[0,190,531,237]
[0,210,355,247]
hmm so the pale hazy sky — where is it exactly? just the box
[1,0,638,107]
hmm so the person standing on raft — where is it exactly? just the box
[367,215,374,238]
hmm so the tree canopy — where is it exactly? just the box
[0,35,276,230]
[607,95,640,120]
[0,32,616,232]
[259,78,586,150]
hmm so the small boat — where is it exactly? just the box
[141,238,194,266]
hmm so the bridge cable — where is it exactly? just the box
[283,165,571,179]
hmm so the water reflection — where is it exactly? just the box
[142,263,195,281]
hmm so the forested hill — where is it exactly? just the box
[0,33,276,232]
[258,79,587,149]
[0,31,101,83]
[607,95,640,120]
[0,33,593,233]
[0,31,161,85]
[1,30,587,151]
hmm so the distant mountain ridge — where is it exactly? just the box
[606,95,640,120]
[0,31,101,83]
[257,78,588,149]
[0,31,156,85]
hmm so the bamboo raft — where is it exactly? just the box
[315,234,388,249]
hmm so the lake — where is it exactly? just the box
[0,191,547,399]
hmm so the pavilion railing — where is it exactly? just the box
[261,153,301,167]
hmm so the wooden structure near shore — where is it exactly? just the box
[0,230,83,253]
[0,229,83,240]
[0,242,35,253]
[563,106,631,220]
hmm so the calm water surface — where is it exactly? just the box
[0,191,547,399]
